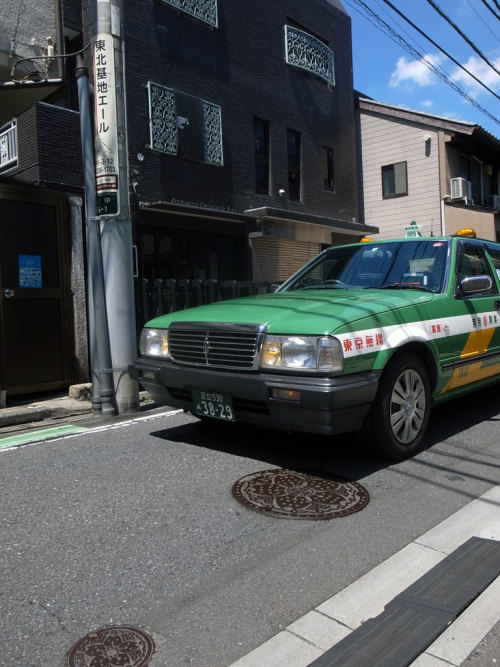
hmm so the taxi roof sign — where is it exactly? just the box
[455,227,476,238]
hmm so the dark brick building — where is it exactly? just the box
[125,0,376,293]
[0,0,376,398]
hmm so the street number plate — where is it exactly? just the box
[193,390,235,421]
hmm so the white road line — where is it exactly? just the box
[229,485,500,667]
[0,408,184,452]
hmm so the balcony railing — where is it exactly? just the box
[285,25,335,86]
[161,0,218,28]
[0,120,18,174]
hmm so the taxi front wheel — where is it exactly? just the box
[362,353,431,460]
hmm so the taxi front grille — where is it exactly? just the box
[168,323,265,370]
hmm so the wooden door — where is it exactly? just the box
[0,188,74,396]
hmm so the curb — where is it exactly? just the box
[0,404,52,426]
[0,396,92,431]
[228,485,500,667]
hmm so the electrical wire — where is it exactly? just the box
[347,0,500,127]
[425,0,500,77]
[10,42,91,82]
[491,0,500,14]
[477,0,500,22]
[468,0,500,44]
[382,0,500,100]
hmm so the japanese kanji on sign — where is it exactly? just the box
[94,33,120,217]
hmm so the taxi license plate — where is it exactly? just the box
[192,390,235,421]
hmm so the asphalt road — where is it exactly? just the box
[0,386,499,666]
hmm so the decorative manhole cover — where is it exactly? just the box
[67,626,156,667]
[232,468,369,520]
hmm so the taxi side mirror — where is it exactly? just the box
[456,275,493,298]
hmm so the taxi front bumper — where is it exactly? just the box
[132,358,380,436]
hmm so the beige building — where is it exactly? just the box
[357,97,500,241]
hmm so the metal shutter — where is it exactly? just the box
[251,238,322,283]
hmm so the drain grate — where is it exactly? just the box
[232,469,369,520]
[66,626,156,667]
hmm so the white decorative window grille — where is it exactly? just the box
[148,82,223,166]
[202,101,223,166]
[161,0,218,28]
[284,25,335,86]
[0,119,18,174]
[148,83,177,156]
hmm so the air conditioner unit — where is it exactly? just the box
[488,194,500,209]
[450,177,472,201]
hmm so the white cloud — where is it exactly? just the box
[389,53,446,88]
[420,99,434,108]
[450,55,500,95]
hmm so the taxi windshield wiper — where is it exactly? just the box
[300,284,348,290]
[377,284,433,292]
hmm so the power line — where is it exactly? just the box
[477,0,500,23]
[347,0,500,127]
[425,0,500,78]
[467,0,500,44]
[381,0,500,101]
[490,0,500,14]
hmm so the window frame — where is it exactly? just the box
[287,128,301,201]
[147,82,223,167]
[322,146,334,191]
[381,161,408,199]
[253,117,270,195]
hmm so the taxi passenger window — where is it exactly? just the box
[486,247,500,284]
[456,244,497,296]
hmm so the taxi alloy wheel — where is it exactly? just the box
[364,353,431,460]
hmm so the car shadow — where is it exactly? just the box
[149,384,500,483]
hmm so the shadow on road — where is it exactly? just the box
[149,384,500,487]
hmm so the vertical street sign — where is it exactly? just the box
[89,0,139,414]
[94,33,120,217]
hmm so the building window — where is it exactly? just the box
[284,25,334,86]
[287,129,301,201]
[322,146,334,190]
[148,82,223,166]
[382,161,408,198]
[254,117,270,195]
[161,0,218,28]
[0,119,18,174]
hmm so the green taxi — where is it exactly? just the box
[133,229,500,459]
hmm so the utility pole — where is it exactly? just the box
[91,0,139,413]
[76,55,116,416]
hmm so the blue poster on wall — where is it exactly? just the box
[19,254,42,288]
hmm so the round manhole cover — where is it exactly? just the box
[67,626,155,667]
[232,468,369,520]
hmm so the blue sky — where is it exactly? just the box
[345,0,500,138]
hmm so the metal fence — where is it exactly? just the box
[138,278,280,324]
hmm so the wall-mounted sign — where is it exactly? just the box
[94,33,120,217]
[405,220,422,238]
[19,254,42,288]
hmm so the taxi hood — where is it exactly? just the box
[145,288,435,336]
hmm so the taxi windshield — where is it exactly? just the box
[281,240,449,293]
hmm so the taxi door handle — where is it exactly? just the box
[494,300,500,311]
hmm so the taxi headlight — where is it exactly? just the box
[260,335,343,372]
[139,328,170,358]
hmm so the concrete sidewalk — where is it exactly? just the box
[0,384,158,437]
[0,383,93,435]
